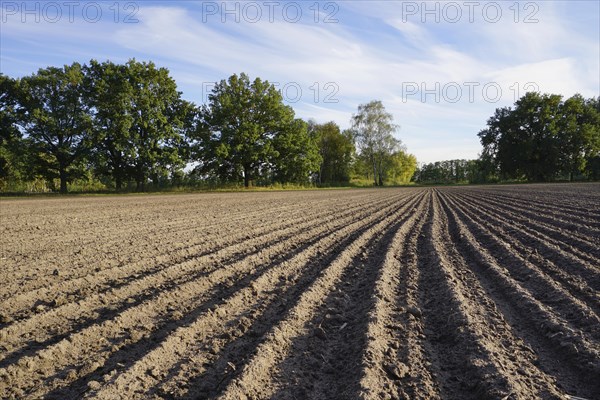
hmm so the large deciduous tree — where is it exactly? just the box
[16,63,91,193]
[84,60,193,190]
[126,60,190,191]
[84,60,135,190]
[196,73,316,187]
[351,100,401,186]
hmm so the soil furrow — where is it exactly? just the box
[446,191,600,314]
[212,195,423,400]
[1,191,381,289]
[0,192,408,371]
[455,190,600,258]
[0,193,373,300]
[84,191,424,400]
[438,191,600,399]
[262,193,428,400]
[0,192,394,324]
[453,189,600,265]
[357,192,432,399]
[464,189,600,223]
[159,192,427,400]
[1,185,597,399]
[426,192,565,399]
[439,192,600,341]
[415,193,515,399]
[0,191,418,398]
[387,193,441,400]
[459,185,600,217]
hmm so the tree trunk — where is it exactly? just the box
[114,164,123,191]
[377,158,385,187]
[136,168,146,192]
[244,166,250,188]
[58,159,68,194]
[59,169,68,194]
[372,156,377,186]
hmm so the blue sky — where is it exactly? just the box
[1,1,599,163]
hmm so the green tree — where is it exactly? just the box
[558,95,600,180]
[197,73,306,187]
[479,92,600,182]
[16,63,91,193]
[0,74,30,189]
[83,59,192,191]
[309,121,354,185]
[84,60,135,190]
[465,157,498,183]
[351,100,400,186]
[351,152,373,182]
[415,159,490,184]
[125,60,190,191]
[271,118,321,184]
[479,92,563,181]
[386,150,417,184]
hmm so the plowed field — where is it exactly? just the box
[1,184,599,399]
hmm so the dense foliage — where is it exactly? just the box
[308,121,355,185]
[478,93,600,182]
[413,159,495,184]
[1,62,417,192]
[84,60,191,191]
[192,73,320,187]
[3,59,597,193]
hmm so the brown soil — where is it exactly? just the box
[0,184,598,399]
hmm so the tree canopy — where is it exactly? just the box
[309,121,355,185]
[351,100,415,186]
[193,73,320,187]
[15,63,92,193]
[479,92,600,182]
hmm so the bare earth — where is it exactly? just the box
[0,184,599,400]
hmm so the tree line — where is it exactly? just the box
[478,92,600,182]
[413,159,493,184]
[2,59,597,192]
[0,60,417,193]
[414,93,600,184]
